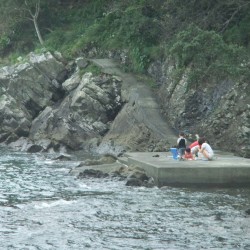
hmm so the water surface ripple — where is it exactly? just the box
[0,147,249,249]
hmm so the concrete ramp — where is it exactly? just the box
[123,152,250,188]
[91,59,177,147]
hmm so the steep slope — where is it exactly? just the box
[91,59,177,153]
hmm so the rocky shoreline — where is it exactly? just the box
[66,154,155,188]
[0,51,176,156]
[0,51,249,158]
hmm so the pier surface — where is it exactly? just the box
[123,151,250,188]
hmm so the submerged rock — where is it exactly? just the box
[53,154,72,161]
[245,208,250,215]
[78,169,109,179]
[126,178,143,186]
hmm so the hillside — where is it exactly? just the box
[1,1,250,71]
[0,0,249,157]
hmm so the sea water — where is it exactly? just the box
[0,146,249,250]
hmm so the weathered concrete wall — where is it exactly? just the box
[126,152,250,187]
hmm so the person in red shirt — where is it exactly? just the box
[190,134,205,157]
[183,147,194,160]
[189,134,200,149]
[189,140,199,149]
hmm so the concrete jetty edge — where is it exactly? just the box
[123,152,250,188]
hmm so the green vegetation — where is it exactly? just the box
[136,74,158,89]
[0,0,250,86]
[79,63,102,77]
[168,25,249,87]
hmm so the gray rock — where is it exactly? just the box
[0,52,68,147]
[29,71,122,151]
[126,178,143,186]
[62,70,81,92]
[0,53,249,159]
[245,208,250,215]
[75,57,89,69]
[27,144,44,153]
[53,154,72,161]
[78,169,109,179]
[149,58,250,157]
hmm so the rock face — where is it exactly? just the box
[29,72,122,151]
[0,52,67,146]
[91,59,177,156]
[1,54,177,155]
[148,59,250,158]
[0,53,122,152]
[0,51,249,158]
[0,53,123,153]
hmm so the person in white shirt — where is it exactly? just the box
[198,137,214,160]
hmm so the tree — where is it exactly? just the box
[0,0,47,48]
[24,0,44,46]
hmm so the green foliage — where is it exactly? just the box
[0,35,10,52]
[128,47,151,73]
[52,1,164,72]
[224,14,250,47]
[168,25,249,87]
[0,51,27,66]
[1,0,250,83]
[71,3,162,51]
[136,74,157,89]
[79,64,102,76]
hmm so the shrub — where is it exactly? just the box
[168,25,249,87]
[79,64,101,76]
[0,35,10,51]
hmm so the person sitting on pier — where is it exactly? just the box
[189,134,200,149]
[190,134,204,157]
[183,147,194,160]
[196,137,214,160]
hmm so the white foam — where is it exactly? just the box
[33,199,75,209]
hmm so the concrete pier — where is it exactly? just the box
[123,152,250,188]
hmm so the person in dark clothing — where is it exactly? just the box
[177,132,187,158]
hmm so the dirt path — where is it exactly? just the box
[91,58,177,147]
